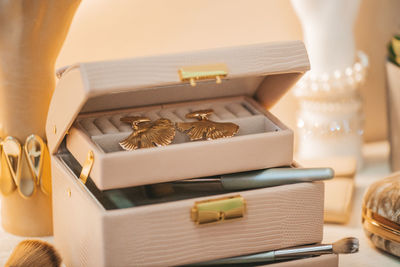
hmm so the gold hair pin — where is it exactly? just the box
[176,109,239,141]
[119,116,176,150]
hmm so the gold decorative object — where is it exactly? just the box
[0,137,19,196]
[119,116,176,150]
[79,150,94,184]
[24,135,52,196]
[0,135,51,199]
[176,109,239,141]
[362,172,400,257]
[0,135,53,236]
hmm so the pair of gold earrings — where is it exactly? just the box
[119,109,239,151]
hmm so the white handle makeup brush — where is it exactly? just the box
[188,237,359,266]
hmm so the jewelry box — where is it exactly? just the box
[47,41,326,266]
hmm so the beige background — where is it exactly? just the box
[56,0,400,142]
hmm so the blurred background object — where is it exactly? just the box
[300,157,357,224]
[386,35,400,172]
[291,0,366,168]
[56,0,400,147]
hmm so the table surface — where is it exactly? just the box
[323,141,400,267]
[0,141,399,266]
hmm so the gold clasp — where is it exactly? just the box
[362,207,400,243]
[79,150,94,184]
[178,63,228,87]
[191,195,246,225]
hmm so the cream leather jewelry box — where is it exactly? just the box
[47,41,325,266]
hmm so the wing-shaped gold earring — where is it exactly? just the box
[119,116,176,150]
[176,109,239,141]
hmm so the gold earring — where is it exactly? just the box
[119,116,176,150]
[176,109,239,141]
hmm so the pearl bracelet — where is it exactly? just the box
[294,51,368,100]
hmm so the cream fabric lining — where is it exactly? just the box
[75,97,281,153]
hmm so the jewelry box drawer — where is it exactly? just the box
[52,154,324,267]
[65,96,293,190]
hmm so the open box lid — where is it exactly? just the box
[46,41,309,154]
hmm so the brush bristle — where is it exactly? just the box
[332,237,359,254]
[5,240,62,267]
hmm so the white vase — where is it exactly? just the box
[291,0,366,169]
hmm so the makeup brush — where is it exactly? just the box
[5,240,62,267]
[148,167,334,197]
[187,237,359,266]
[178,167,335,191]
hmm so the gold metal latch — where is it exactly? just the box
[191,195,246,225]
[178,63,228,87]
[79,150,94,184]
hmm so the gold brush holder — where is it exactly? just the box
[0,135,53,236]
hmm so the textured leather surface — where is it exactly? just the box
[52,158,105,267]
[52,157,324,267]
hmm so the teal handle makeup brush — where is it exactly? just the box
[175,167,334,191]
[220,167,334,190]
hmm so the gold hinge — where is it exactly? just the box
[79,150,94,184]
[178,63,228,87]
[191,195,246,225]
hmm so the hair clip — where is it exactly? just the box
[176,109,239,141]
[119,116,176,150]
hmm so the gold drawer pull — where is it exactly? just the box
[191,195,246,225]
